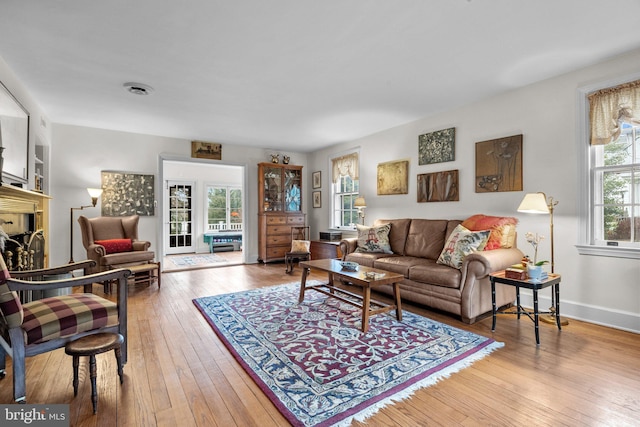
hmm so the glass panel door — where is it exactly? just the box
[165,181,194,254]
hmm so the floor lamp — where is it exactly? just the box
[517,192,568,325]
[69,188,103,263]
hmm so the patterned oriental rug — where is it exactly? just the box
[193,282,503,427]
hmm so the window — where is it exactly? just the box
[592,124,639,246]
[578,78,640,258]
[330,151,360,229]
[333,174,360,228]
[207,186,242,231]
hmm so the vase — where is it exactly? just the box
[527,264,543,282]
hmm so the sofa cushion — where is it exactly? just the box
[354,224,393,254]
[404,219,449,260]
[95,238,133,254]
[373,256,427,277]
[372,218,412,255]
[437,224,490,269]
[408,262,462,289]
[462,214,518,250]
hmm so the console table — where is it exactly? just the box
[489,270,562,346]
[309,240,342,260]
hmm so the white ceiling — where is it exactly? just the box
[2,0,640,152]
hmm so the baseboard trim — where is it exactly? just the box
[518,293,640,334]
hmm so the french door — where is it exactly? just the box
[165,181,195,254]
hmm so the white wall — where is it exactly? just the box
[49,124,309,267]
[309,49,640,333]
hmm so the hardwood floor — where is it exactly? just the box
[1,263,639,426]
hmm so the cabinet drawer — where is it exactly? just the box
[268,235,291,245]
[288,216,305,225]
[266,216,286,225]
[267,225,291,235]
[266,246,288,259]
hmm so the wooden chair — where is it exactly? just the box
[285,226,310,274]
[0,256,129,403]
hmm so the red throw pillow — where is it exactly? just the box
[95,239,133,254]
[461,214,518,250]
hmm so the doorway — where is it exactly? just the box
[161,159,246,271]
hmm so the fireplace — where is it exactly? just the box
[0,185,50,271]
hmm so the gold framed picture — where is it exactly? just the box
[191,140,222,160]
[312,171,321,188]
[377,160,409,195]
[313,191,321,208]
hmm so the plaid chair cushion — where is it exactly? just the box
[22,294,118,344]
[0,255,23,328]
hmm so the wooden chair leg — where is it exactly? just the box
[89,355,98,414]
[72,355,80,396]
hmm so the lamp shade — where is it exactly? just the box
[87,188,103,198]
[354,197,366,208]
[517,192,549,214]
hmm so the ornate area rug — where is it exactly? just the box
[193,282,502,427]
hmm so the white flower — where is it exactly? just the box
[525,232,545,264]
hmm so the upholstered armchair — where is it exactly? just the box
[0,257,129,403]
[78,215,155,275]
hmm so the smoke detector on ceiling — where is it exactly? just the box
[123,82,154,95]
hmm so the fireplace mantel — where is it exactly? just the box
[0,184,51,267]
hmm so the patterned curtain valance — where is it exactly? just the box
[331,153,359,183]
[589,79,640,145]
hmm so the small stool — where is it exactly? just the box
[65,333,124,414]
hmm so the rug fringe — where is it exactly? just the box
[331,341,504,427]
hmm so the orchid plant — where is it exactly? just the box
[525,232,549,266]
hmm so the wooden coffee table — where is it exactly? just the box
[298,259,405,332]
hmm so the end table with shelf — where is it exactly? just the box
[489,270,562,346]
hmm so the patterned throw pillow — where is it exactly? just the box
[437,224,490,269]
[354,224,393,254]
[290,240,310,253]
[461,214,518,250]
[95,239,133,254]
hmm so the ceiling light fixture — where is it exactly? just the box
[123,82,154,95]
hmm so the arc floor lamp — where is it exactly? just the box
[69,188,103,263]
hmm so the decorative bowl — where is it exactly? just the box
[340,261,359,271]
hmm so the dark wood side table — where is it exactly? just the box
[309,240,342,260]
[489,270,562,346]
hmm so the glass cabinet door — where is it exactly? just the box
[284,168,302,212]
[263,166,283,212]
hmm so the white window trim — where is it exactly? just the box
[577,73,640,260]
[328,147,360,231]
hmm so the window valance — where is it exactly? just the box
[331,153,359,183]
[589,79,640,145]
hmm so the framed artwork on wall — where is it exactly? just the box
[417,169,459,202]
[475,134,523,193]
[312,171,321,188]
[191,140,222,160]
[418,127,455,165]
[377,159,409,195]
[101,171,155,216]
[312,191,321,208]
[0,81,29,184]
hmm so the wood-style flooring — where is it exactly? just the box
[1,263,638,426]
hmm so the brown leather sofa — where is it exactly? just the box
[339,218,523,324]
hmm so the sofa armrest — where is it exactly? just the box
[462,248,524,279]
[339,238,358,260]
[132,240,151,251]
[458,247,524,323]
